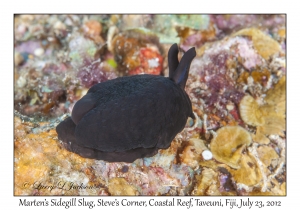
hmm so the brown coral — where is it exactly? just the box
[239,95,264,126]
[264,76,286,115]
[252,127,270,144]
[239,76,286,136]
[230,152,262,186]
[259,115,286,136]
[210,126,252,169]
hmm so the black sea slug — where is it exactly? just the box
[56,43,196,162]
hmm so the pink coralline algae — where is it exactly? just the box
[211,15,286,35]
[236,38,262,70]
[68,34,117,88]
[186,35,273,128]
[77,59,117,88]
[213,15,258,32]
[15,40,42,55]
[93,160,194,195]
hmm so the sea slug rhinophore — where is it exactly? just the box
[56,43,196,162]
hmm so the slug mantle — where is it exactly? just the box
[56,43,196,162]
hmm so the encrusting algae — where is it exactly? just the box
[108,177,139,195]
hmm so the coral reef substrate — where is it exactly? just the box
[14,14,286,196]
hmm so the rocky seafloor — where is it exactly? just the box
[14,14,286,195]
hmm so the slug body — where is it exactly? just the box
[56,44,196,162]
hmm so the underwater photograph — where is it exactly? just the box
[14,14,286,196]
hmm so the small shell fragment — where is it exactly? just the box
[34,48,44,57]
[226,104,234,111]
[202,150,213,160]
